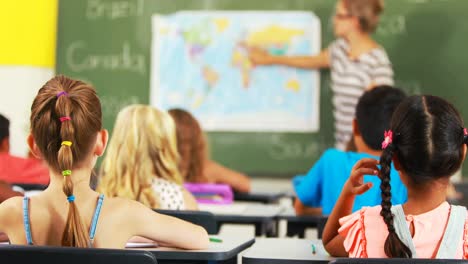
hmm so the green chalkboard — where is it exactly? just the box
[56,0,468,177]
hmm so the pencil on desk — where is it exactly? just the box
[210,237,223,243]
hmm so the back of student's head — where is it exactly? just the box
[0,113,9,151]
[30,75,102,247]
[99,105,182,208]
[342,0,384,33]
[355,85,406,150]
[378,95,466,258]
[168,108,207,182]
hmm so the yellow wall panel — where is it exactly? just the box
[0,0,58,67]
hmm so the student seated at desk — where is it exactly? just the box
[98,105,198,210]
[0,76,208,248]
[168,108,251,193]
[323,95,468,258]
[293,86,407,215]
[0,113,49,185]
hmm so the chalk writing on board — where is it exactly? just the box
[267,134,322,160]
[86,0,144,20]
[376,15,407,36]
[66,41,146,74]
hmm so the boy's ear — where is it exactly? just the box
[27,134,43,159]
[352,119,361,136]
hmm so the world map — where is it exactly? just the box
[150,11,321,132]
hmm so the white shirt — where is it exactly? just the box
[152,178,185,210]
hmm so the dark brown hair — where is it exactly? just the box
[168,108,208,182]
[379,95,467,257]
[30,75,102,247]
[342,0,384,33]
[0,113,9,143]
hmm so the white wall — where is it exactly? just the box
[0,66,54,156]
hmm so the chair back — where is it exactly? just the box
[0,245,157,264]
[330,258,468,264]
[155,209,218,234]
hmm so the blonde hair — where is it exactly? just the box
[98,105,183,208]
[342,0,384,33]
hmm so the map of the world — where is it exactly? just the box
[151,11,321,131]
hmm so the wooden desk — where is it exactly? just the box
[139,234,255,264]
[199,202,285,236]
[242,238,331,264]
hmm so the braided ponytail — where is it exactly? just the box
[56,91,89,247]
[379,138,412,258]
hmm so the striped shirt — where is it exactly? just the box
[329,39,394,150]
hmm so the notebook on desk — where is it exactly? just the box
[125,242,158,248]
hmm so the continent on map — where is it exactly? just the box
[232,25,306,89]
[182,19,212,59]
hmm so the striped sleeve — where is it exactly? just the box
[368,50,394,87]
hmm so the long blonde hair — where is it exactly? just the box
[98,105,183,208]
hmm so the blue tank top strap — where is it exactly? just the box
[88,194,104,246]
[22,197,33,245]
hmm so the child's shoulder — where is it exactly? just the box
[363,205,384,217]
[322,148,347,158]
[103,196,150,215]
[321,148,374,163]
[0,196,24,226]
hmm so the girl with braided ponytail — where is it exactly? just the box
[323,95,468,259]
[0,75,208,249]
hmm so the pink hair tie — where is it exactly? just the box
[381,130,393,149]
[57,91,68,98]
[464,128,468,136]
[60,116,71,122]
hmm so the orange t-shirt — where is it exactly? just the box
[339,202,468,258]
[0,153,49,185]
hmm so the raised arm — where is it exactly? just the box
[248,48,330,69]
[127,200,209,249]
[322,158,379,257]
[204,159,251,193]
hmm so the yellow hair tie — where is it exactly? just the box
[62,170,72,176]
[61,141,72,147]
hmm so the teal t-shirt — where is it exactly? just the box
[293,148,407,215]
